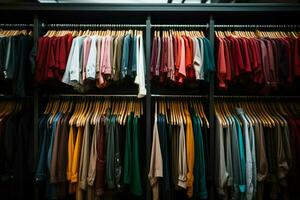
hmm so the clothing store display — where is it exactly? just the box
[0,2,300,199]
[216,30,300,90]
[35,29,146,97]
[35,97,144,199]
[0,29,33,96]
[151,30,215,85]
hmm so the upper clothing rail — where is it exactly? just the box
[0,3,300,12]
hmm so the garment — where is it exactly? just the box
[191,110,208,199]
[71,127,84,183]
[123,113,133,185]
[177,122,187,188]
[123,112,142,196]
[131,116,142,196]
[229,115,243,199]
[236,108,254,200]
[78,114,93,190]
[121,34,131,79]
[95,116,105,196]
[158,114,171,200]
[87,120,99,186]
[36,115,50,181]
[148,111,163,200]
[67,126,76,182]
[85,36,97,80]
[215,116,228,197]
[50,113,64,183]
[106,115,116,189]
[185,111,195,198]
[134,35,147,98]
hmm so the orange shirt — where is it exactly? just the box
[67,126,75,181]
[71,127,84,183]
[186,112,194,198]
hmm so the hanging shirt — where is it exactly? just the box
[106,115,116,189]
[78,114,93,190]
[185,112,195,198]
[178,121,187,188]
[236,108,254,200]
[85,36,98,80]
[71,127,84,183]
[215,115,228,197]
[131,116,143,196]
[158,114,171,200]
[87,120,99,186]
[120,33,131,79]
[62,37,83,85]
[193,37,203,80]
[134,34,147,98]
[148,111,163,200]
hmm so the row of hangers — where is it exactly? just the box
[215,30,299,39]
[156,99,209,127]
[154,30,205,38]
[0,29,32,36]
[43,97,143,127]
[215,100,300,128]
[0,100,26,117]
[44,29,143,38]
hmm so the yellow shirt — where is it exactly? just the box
[71,127,84,183]
[67,126,75,181]
[186,113,194,198]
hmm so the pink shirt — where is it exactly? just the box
[82,37,92,81]
[104,36,112,75]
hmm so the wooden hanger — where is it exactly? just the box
[198,102,209,128]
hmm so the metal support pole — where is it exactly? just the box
[33,15,42,200]
[208,14,215,200]
[145,15,152,200]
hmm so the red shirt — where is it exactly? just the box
[217,38,227,88]
[295,37,300,76]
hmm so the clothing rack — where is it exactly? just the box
[151,24,209,28]
[41,23,146,28]
[0,23,34,28]
[214,24,300,28]
[151,94,208,98]
[214,95,300,99]
[45,94,139,97]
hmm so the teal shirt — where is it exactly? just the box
[202,38,215,81]
[131,116,142,196]
[233,115,246,193]
[191,109,208,199]
[123,113,133,184]
[197,117,208,198]
[123,113,142,196]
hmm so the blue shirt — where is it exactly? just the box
[121,34,131,79]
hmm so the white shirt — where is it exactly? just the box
[62,37,77,84]
[199,38,205,80]
[69,37,84,86]
[193,38,203,80]
[134,35,146,98]
[86,36,98,80]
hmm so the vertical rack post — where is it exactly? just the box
[208,14,215,200]
[33,15,42,200]
[145,15,152,200]
[33,15,42,169]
